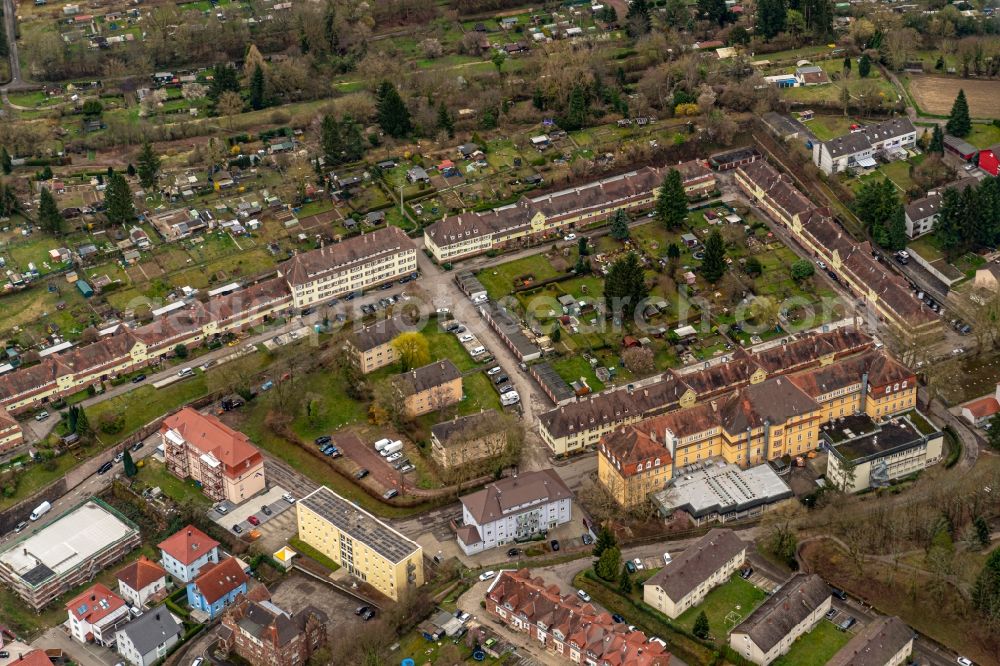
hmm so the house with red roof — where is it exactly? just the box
[161,407,265,504]
[158,525,220,583]
[961,384,1000,427]
[186,557,248,620]
[66,583,131,646]
[980,146,999,177]
[115,556,167,608]
[1,650,53,666]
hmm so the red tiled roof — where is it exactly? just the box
[964,396,1000,419]
[158,525,220,566]
[116,556,166,591]
[5,651,52,666]
[162,407,261,472]
[193,557,248,605]
[66,583,126,624]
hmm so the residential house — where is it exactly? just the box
[0,409,24,454]
[186,557,249,620]
[115,556,167,608]
[161,407,266,504]
[220,594,328,666]
[278,226,417,308]
[114,609,182,666]
[962,392,1000,426]
[903,194,941,239]
[457,469,573,556]
[811,118,917,175]
[296,486,424,601]
[345,315,412,374]
[672,159,717,199]
[406,166,430,183]
[431,410,507,469]
[424,166,666,262]
[826,616,913,666]
[729,574,831,665]
[66,583,131,647]
[643,529,747,618]
[485,569,671,665]
[158,525,220,583]
[395,359,463,417]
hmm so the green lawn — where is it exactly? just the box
[477,252,573,300]
[549,354,605,392]
[88,375,211,441]
[459,372,503,415]
[967,123,1000,149]
[288,536,341,572]
[134,459,212,507]
[675,575,767,640]
[423,325,477,372]
[804,114,857,141]
[772,620,851,666]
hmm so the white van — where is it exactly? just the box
[471,346,486,356]
[177,367,194,378]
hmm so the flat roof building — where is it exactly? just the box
[651,461,793,526]
[296,486,423,601]
[0,499,141,611]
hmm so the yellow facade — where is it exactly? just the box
[289,249,417,308]
[352,340,398,375]
[403,377,463,417]
[296,492,424,602]
[865,385,917,420]
[598,453,674,508]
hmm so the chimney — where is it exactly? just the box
[710,400,718,412]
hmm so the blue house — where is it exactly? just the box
[185,557,248,619]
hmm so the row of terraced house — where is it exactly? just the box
[423,161,716,262]
[734,159,941,338]
[0,226,418,453]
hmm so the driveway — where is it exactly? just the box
[32,628,119,666]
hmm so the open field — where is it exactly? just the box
[907,76,1000,118]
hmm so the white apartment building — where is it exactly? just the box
[66,583,131,647]
[280,226,417,308]
[643,529,747,618]
[812,118,917,175]
[456,469,573,556]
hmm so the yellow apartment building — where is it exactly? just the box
[396,359,463,417]
[296,486,424,601]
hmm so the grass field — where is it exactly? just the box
[803,114,856,141]
[675,575,767,640]
[907,75,1000,118]
[477,251,574,299]
[135,459,213,506]
[967,123,1000,149]
[772,620,851,666]
[549,354,605,393]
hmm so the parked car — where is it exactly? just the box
[459,334,474,343]
[386,451,403,462]
[830,587,848,601]
[632,558,644,570]
[355,468,369,479]
[261,505,272,516]
[131,441,144,452]
[507,548,520,557]
[564,233,577,242]
[215,505,228,515]
[97,461,114,475]
[192,658,205,666]
[487,366,502,376]
[282,493,295,503]
[740,566,753,579]
[113,452,124,464]
[576,589,591,602]
[479,570,497,581]
[494,375,509,385]
[354,605,370,616]
[232,524,243,534]
[383,488,399,500]
[550,539,560,551]
[14,521,27,533]
[398,464,415,473]
[581,533,593,545]
[247,515,260,526]
[361,608,376,621]
[838,616,856,632]
[625,561,636,574]
[957,657,974,666]
[315,435,332,446]
[34,411,50,422]
[611,614,625,624]
[131,374,146,383]
[825,608,838,621]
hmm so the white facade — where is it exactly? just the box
[115,614,181,666]
[69,605,130,646]
[812,120,917,175]
[289,249,416,308]
[459,496,571,556]
[118,576,166,609]
[159,545,218,583]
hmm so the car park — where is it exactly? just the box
[838,616,856,631]
[495,375,509,385]
[386,451,403,462]
[830,587,848,600]
[576,589,591,602]
[825,608,838,621]
[479,570,497,581]
[315,435,332,446]
[261,505,272,516]
[34,411,50,422]
[247,515,260,526]
[740,566,753,579]
[459,334,474,343]
[398,464,415,473]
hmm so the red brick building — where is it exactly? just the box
[220,591,327,666]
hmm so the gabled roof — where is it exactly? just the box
[826,615,913,666]
[116,556,166,591]
[191,557,248,605]
[117,608,182,655]
[158,525,220,566]
[162,407,261,471]
[66,583,126,624]
[644,529,746,602]
[2,651,51,666]
[461,469,572,526]
[731,573,829,652]
[963,396,1000,419]
[279,226,412,286]
[395,359,462,395]
[717,377,819,432]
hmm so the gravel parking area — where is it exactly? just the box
[270,572,372,633]
[334,430,412,492]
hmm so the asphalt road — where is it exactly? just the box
[1,0,24,88]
